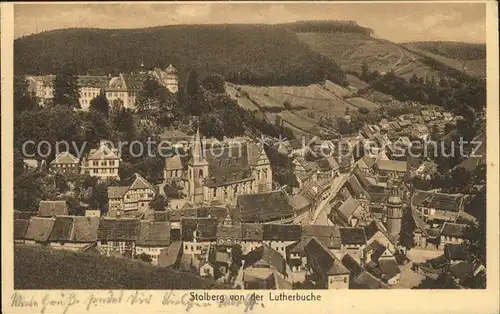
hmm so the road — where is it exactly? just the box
[310,171,352,225]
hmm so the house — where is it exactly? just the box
[38,200,69,217]
[107,173,157,217]
[23,158,47,172]
[373,159,408,178]
[213,251,231,276]
[411,209,441,249]
[158,241,183,268]
[244,244,287,277]
[412,191,464,225]
[181,217,217,256]
[288,138,307,157]
[285,238,310,272]
[199,261,215,278]
[352,270,390,289]
[14,219,30,244]
[241,223,264,254]
[216,224,243,246]
[339,227,366,261]
[149,64,179,94]
[24,217,56,245]
[363,220,396,252]
[440,222,469,248]
[48,216,100,251]
[135,221,171,265]
[414,161,438,179]
[262,224,302,257]
[362,240,394,267]
[236,191,294,224]
[369,258,401,286]
[97,218,140,258]
[341,253,363,279]
[315,156,340,180]
[332,197,369,227]
[411,124,429,141]
[304,237,350,289]
[80,142,121,180]
[50,151,80,174]
[242,268,292,290]
[164,154,184,182]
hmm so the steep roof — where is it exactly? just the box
[412,191,463,212]
[203,145,253,187]
[107,186,129,199]
[363,220,390,241]
[73,216,100,242]
[77,75,109,88]
[304,237,350,276]
[129,173,156,191]
[353,271,390,289]
[158,241,182,268]
[337,197,361,221]
[137,221,171,246]
[241,223,263,241]
[363,240,389,263]
[121,73,148,90]
[180,217,217,242]
[245,244,286,275]
[301,225,341,249]
[87,145,120,160]
[341,254,362,277]
[216,224,243,239]
[262,224,302,241]
[38,201,68,217]
[48,216,75,242]
[339,227,366,245]
[97,219,140,241]
[441,222,468,238]
[51,152,79,164]
[237,191,294,223]
[165,155,183,170]
[14,219,30,240]
[25,217,55,241]
[444,243,469,261]
[378,258,401,279]
[374,160,407,172]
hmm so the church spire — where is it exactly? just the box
[191,126,206,165]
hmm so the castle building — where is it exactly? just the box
[148,64,179,94]
[186,129,273,206]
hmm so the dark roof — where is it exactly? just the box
[38,201,68,217]
[97,219,140,241]
[304,237,350,276]
[14,211,38,220]
[72,216,100,242]
[450,261,474,283]
[171,206,228,225]
[413,191,463,212]
[378,258,401,279]
[245,245,286,275]
[301,225,341,249]
[444,243,469,261]
[25,217,55,241]
[237,191,294,223]
[364,240,388,263]
[241,223,264,241]
[363,220,389,240]
[216,224,243,239]
[137,221,171,246]
[339,227,366,245]
[14,219,30,240]
[49,216,74,242]
[181,217,217,241]
[341,254,362,277]
[346,175,367,198]
[441,222,468,238]
[353,271,390,289]
[262,224,302,241]
[203,145,253,187]
[121,73,147,90]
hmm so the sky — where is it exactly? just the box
[14,2,486,43]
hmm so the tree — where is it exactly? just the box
[135,253,153,264]
[53,65,81,109]
[399,207,416,250]
[150,194,167,211]
[14,76,37,112]
[202,74,225,94]
[89,91,110,118]
[186,70,200,97]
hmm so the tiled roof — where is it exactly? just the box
[78,75,109,88]
[290,194,310,211]
[38,201,68,217]
[121,73,148,90]
[216,224,243,239]
[378,258,401,279]
[129,173,156,191]
[158,241,182,268]
[346,174,367,198]
[237,191,294,223]
[363,240,388,263]
[374,160,407,172]
[48,216,74,242]
[73,216,100,242]
[341,254,362,277]
[413,191,463,212]
[25,217,55,242]
[97,219,140,241]
[337,197,361,221]
[353,271,390,289]
[339,227,366,245]
[363,220,390,241]
[137,221,171,246]
[51,152,79,164]
[203,145,253,186]
[87,145,120,160]
[180,217,217,242]
[14,219,30,240]
[241,223,263,241]
[245,244,286,275]
[441,222,468,238]
[304,237,350,276]
[301,225,341,249]
[262,224,302,241]
[107,186,129,199]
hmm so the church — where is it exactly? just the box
[184,130,273,206]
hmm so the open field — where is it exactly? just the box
[277,110,322,135]
[225,83,260,111]
[346,74,370,90]
[14,244,225,289]
[344,97,380,110]
[324,80,353,98]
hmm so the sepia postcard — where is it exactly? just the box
[2,1,499,313]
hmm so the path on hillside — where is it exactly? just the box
[394,49,417,74]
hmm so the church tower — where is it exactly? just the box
[188,128,208,205]
[165,64,179,94]
[385,186,404,238]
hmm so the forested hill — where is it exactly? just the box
[14,24,347,86]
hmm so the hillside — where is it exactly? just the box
[14,24,346,86]
[14,245,226,289]
[402,42,486,78]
